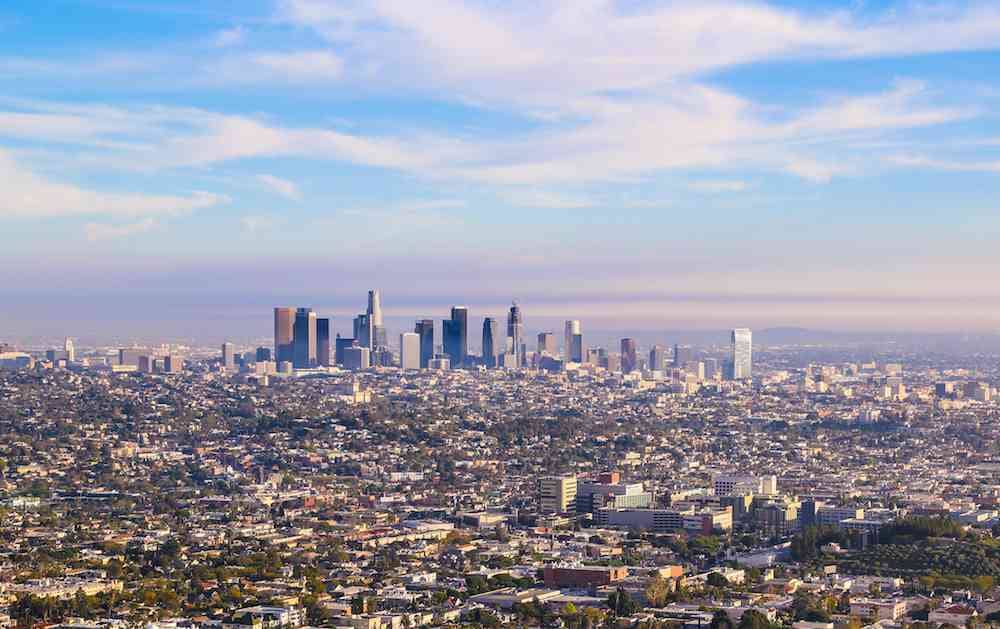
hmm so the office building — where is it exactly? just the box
[316,318,331,367]
[221,342,235,371]
[367,290,387,349]
[353,313,373,349]
[342,346,370,370]
[428,356,451,370]
[64,338,75,362]
[255,347,272,363]
[273,307,296,365]
[118,349,142,367]
[539,475,578,514]
[620,338,638,373]
[704,357,719,380]
[537,331,557,356]
[335,337,356,366]
[673,344,692,367]
[163,354,184,374]
[570,333,583,364]
[293,308,317,368]
[400,332,420,370]
[415,319,434,368]
[442,306,468,368]
[507,301,524,367]
[649,345,667,372]
[482,317,501,368]
[731,328,752,380]
[563,320,581,362]
[138,355,155,374]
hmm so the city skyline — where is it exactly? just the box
[3,1,1000,333]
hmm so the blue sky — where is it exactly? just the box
[3,0,1000,339]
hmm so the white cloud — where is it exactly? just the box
[0,149,228,218]
[501,189,595,209]
[689,180,748,193]
[888,154,1000,173]
[257,174,301,200]
[84,218,159,242]
[248,50,344,80]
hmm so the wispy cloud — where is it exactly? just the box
[501,189,595,209]
[689,179,749,193]
[0,149,227,218]
[257,174,301,200]
[84,218,159,241]
[213,26,246,48]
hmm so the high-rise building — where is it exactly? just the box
[482,317,501,368]
[400,332,420,370]
[507,301,524,367]
[256,347,272,363]
[570,333,583,364]
[704,357,719,380]
[563,320,581,362]
[539,475,578,514]
[620,338,638,373]
[342,346,370,370]
[293,308,317,368]
[673,344,693,367]
[64,338,75,362]
[415,319,434,368]
[221,342,236,371]
[367,290,387,349]
[537,331,557,356]
[316,318,331,367]
[353,313,373,349]
[335,337,356,366]
[163,354,184,374]
[442,306,468,368]
[731,328,753,380]
[274,307,296,365]
[649,345,667,372]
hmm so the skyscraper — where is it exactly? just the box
[353,313,373,349]
[731,328,753,380]
[415,319,434,368]
[443,306,468,368]
[564,320,582,362]
[537,332,557,356]
[274,307,296,365]
[507,301,524,367]
[221,342,235,371]
[620,338,638,373]
[316,318,331,367]
[482,317,501,368]
[293,307,317,368]
[367,290,387,349]
[649,345,667,371]
[64,337,75,362]
[400,332,420,370]
[335,336,356,366]
[673,343,693,367]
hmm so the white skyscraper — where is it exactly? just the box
[64,337,75,362]
[731,328,752,380]
[399,332,420,370]
[564,320,581,362]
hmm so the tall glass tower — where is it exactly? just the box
[482,317,500,368]
[507,301,524,367]
[731,328,753,380]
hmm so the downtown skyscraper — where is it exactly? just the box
[274,307,296,365]
[731,328,753,380]
[620,338,638,373]
[414,319,434,369]
[443,306,468,368]
[482,317,501,368]
[507,302,524,367]
[564,320,583,363]
[293,307,317,368]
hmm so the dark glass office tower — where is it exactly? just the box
[274,307,295,365]
[673,343,693,367]
[621,337,638,373]
[293,307,317,368]
[507,302,524,367]
[415,319,434,368]
[316,318,331,367]
[443,306,468,367]
[353,313,372,349]
[482,317,500,368]
[335,336,356,366]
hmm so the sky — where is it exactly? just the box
[3,0,1000,341]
